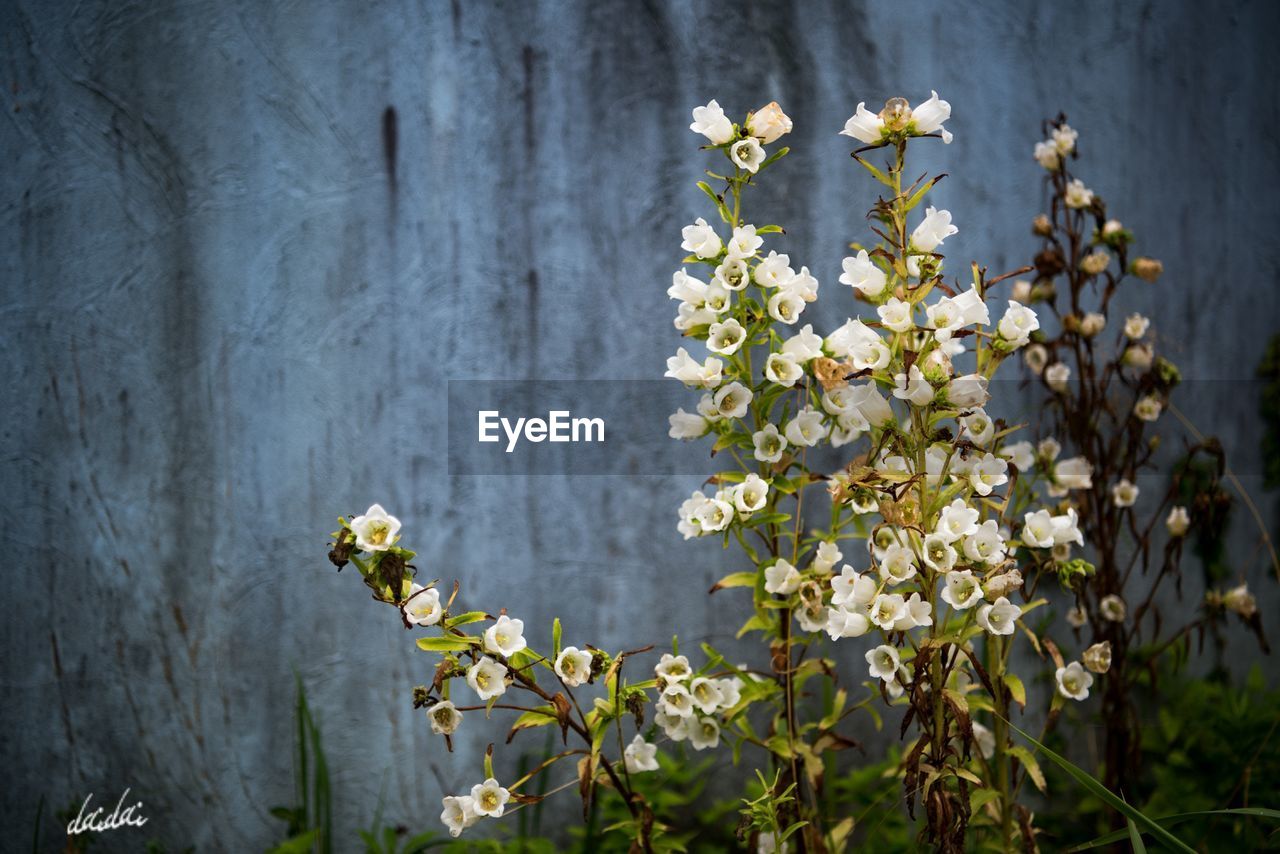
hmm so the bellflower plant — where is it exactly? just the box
[663,93,1073,852]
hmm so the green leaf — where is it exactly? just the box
[854,154,892,186]
[710,571,758,592]
[267,830,319,854]
[415,636,476,653]
[1008,746,1045,793]
[507,706,558,739]
[1003,673,1027,708]
[1127,818,1147,853]
[1004,719,1194,853]
[755,224,784,234]
[552,617,562,659]
[760,146,789,170]
[751,512,793,526]
[696,181,731,223]
[444,611,488,629]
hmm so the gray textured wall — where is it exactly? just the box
[3,0,1278,850]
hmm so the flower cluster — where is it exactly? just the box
[651,652,743,751]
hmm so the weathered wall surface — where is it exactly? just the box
[2,0,1277,849]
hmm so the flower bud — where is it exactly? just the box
[1131,257,1164,282]
[1166,506,1190,537]
[1079,312,1106,337]
[1122,344,1154,370]
[1224,584,1257,618]
[1010,279,1033,303]
[984,569,1024,599]
[1083,641,1112,674]
[1080,251,1110,277]
[1102,219,1123,237]
[746,102,793,144]
[1033,214,1053,236]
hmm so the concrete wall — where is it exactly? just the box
[2,0,1277,849]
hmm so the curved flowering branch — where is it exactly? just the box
[1015,116,1271,802]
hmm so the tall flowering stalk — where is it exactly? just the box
[670,94,1068,852]
[1016,118,1270,800]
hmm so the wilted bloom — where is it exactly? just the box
[1045,362,1071,393]
[911,207,958,252]
[1166,505,1190,537]
[1083,641,1112,674]
[1056,661,1093,701]
[1066,606,1087,628]
[404,584,443,627]
[441,795,479,837]
[350,504,401,552]
[839,249,887,297]
[865,644,901,681]
[977,597,1021,636]
[471,778,510,818]
[1111,479,1139,508]
[984,569,1024,599]
[764,559,802,595]
[730,137,766,173]
[555,646,593,687]
[839,102,885,145]
[1064,179,1093,209]
[1134,395,1162,422]
[681,217,722,258]
[752,423,788,463]
[624,735,660,773]
[483,615,528,657]
[466,656,509,701]
[689,100,734,144]
[1131,257,1164,282]
[747,101,792,144]
[1100,594,1127,622]
[428,700,463,735]
[1224,584,1257,618]
[1124,313,1150,339]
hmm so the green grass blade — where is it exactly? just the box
[1069,808,1280,850]
[1003,719,1194,853]
[1127,818,1147,853]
